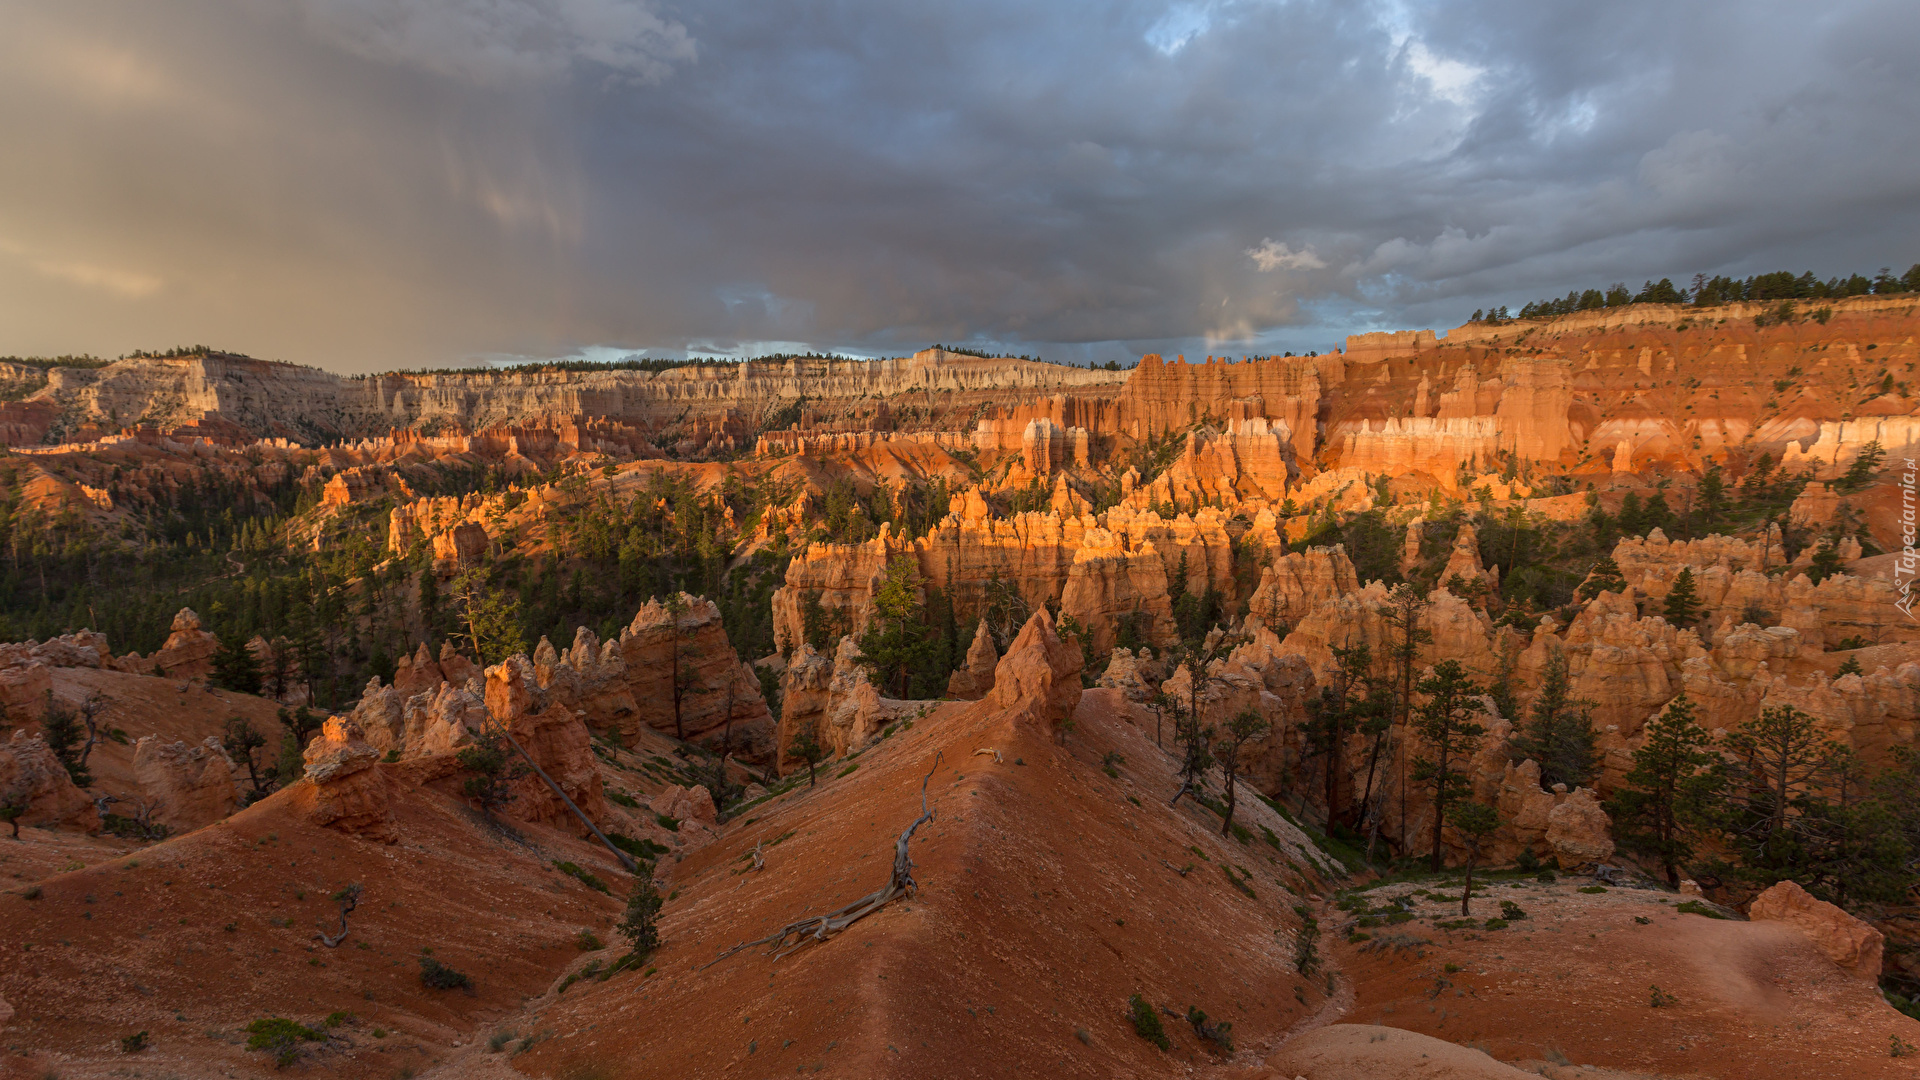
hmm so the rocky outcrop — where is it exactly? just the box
[1440,522,1494,592]
[1748,879,1884,981]
[1096,648,1160,702]
[944,619,999,700]
[1544,787,1615,869]
[345,675,486,760]
[0,730,98,832]
[298,717,393,842]
[483,655,611,832]
[651,783,718,828]
[152,608,219,679]
[130,735,240,834]
[0,660,52,725]
[619,594,775,761]
[432,521,489,566]
[774,642,836,775]
[1611,528,1913,649]
[985,609,1083,740]
[1245,545,1360,630]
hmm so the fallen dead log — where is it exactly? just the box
[701,751,943,969]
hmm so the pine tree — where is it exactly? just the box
[457,728,527,821]
[222,716,272,801]
[1662,567,1701,628]
[1303,643,1385,827]
[1702,705,1843,886]
[856,556,934,698]
[1608,693,1714,886]
[1447,800,1499,914]
[39,692,90,788]
[1215,709,1269,838]
[1506,650,1599,790]
[1412,660,1489,871]
[618,877,664,957]
[212,635,262,695]
[789,726,826,786]
[1696,466,1729,526]
[1806,541,1843,586]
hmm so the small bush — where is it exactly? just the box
[654,813,681,832]
[1536,870,1556,883]
[1221,865,1256,899]
[419,955,472,991]
[1127,994,1169,1050]
[1675,900,1728,919]
[1484,917,1509,930]
[553,861,611,895]
[1634,915,1652,925]
[489,1030,516,1052]
[1499,900,1527,921]
[1649,984,1677,1008]
[21,886,42,900]
[609,832,670,859]
[246,1017,324,1067]
[607,790,640,808]
[1292,905,1321,976]
[576,929,604,951]
[1893,1034,1916,1059]
[1185,1007,1233,1053]
[1578,885,1607,894]
[120,1030,149,1053]
[322,1011,351,1028]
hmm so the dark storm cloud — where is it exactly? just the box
[0,0,1915,371]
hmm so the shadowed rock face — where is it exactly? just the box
[0,730,97,832]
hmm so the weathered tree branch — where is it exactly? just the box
[316,884,362,948]
[701,751,942,969]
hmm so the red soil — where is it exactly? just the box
[501,688,1339,1079]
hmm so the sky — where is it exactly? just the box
[1,0,1916,373]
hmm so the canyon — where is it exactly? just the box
[3,292,1920,1078]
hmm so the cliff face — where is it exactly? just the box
[4,347,1127,447]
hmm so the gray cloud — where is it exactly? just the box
[0,0,1915,371]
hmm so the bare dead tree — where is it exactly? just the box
[76,692,107,768]
[703,751,943,969]
[316,884,363,948]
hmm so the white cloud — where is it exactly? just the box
[1247,238,1326,273]
[297,0,695,85]
[1145,3,1212,56]
[1404,39,1483,106]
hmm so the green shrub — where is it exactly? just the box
[246,1017,324,1067]
[576,929,604,951]
[553,861,610,895]
[1126,994,1169,1050]
[1499,900,1527,921]
[419,955,472,991]
[120,1031,149,1053]
[1484,917,1509,930]
[1675,899,1728,919]
[1649,984,1677,1008]
[608,832,670,859]
[1578,885,1607,894]
[607,790,640,808]
[654,813,681,832]
[1185,1007,1233,1053]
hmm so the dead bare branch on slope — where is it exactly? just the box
[702,751,943,969]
